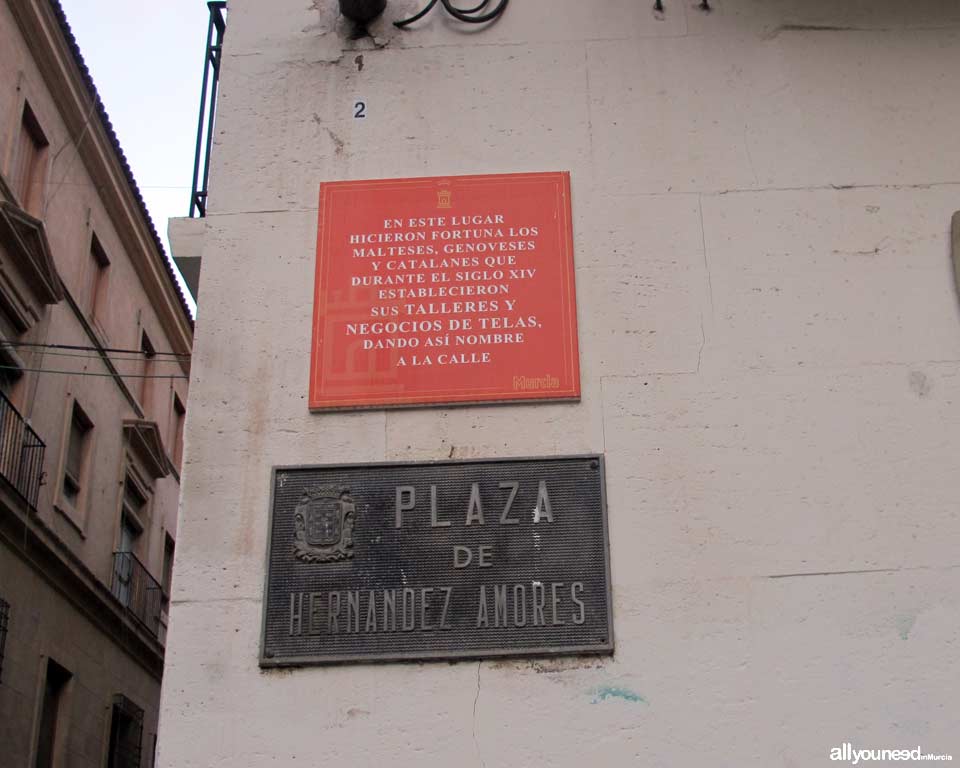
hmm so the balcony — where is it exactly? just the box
[0,389,45,510]
[110,551,162,640]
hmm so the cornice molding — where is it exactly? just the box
[123,419,171,479]
[0,200,64,305]
[6,0,193,374]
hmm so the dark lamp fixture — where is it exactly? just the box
[339,0,386,24]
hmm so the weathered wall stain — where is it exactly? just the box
[896,614,917,641]
[909,371,932,399]
[590,686,647,705]
[489,657,607,674]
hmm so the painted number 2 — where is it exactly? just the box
[354,101,366,119]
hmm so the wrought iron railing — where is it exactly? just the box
[111,551,163,640]
[189,1,227,218]
[0,389,45,510]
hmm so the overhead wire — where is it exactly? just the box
[5,348,186,364]
[1,340,191,381]
[0,364,188,380]
[1,340,190,359]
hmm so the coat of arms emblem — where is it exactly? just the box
[293,486,355,563]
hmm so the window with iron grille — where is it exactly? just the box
[107,694,144,768]
[0,598,9,683]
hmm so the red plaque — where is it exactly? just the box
[309,172,580,410]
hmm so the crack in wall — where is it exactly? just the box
[743,123,759,187]
[472,661,485,768]
[696,312,705,374]
[698,194,714,316]
[767,564,960,579]
[765,23,960,39]
[599,355,960,383]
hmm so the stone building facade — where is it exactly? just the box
[0,1,192,766]
[161,1,959,766]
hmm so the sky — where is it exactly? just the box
[58,0,211,315]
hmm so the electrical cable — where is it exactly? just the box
[0,364,188,380]
[445,0,492,15]
[1,340,190,358]
[394,0,438,27]
[440,0,505,24]
[4,349,186,364]
[395,0,507,27]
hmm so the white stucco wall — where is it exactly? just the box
[158,1,960,765]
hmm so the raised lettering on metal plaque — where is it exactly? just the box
[260,455,612,666]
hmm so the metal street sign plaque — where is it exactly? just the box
[260,455,612,666]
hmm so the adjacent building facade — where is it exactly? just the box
[161,1,960,766]
[0,1,193,766]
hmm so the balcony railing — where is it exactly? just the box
[111,551,163,640]
[0,390,45,510]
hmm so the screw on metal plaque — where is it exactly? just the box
[292,486,355,563]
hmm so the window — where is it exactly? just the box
[161,534,175,605]
[120,476,146,553]
[0,366,20,399]
[0,348,21,400]
[0,335,26,404]
[122,476,147,524]
[171,394,185,471]
[0,598,9,683]
[111,469,162,634]
[138,331,154,412]
[118,512,140,555]
[114,502,142,611]
[12,102,48,216]
[107,694,144,768]
[88,234,110,324]
[34,658,71,768]
[62,401,92,509]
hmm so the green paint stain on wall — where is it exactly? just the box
[590,686,647,705]
[896,615,916,640]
